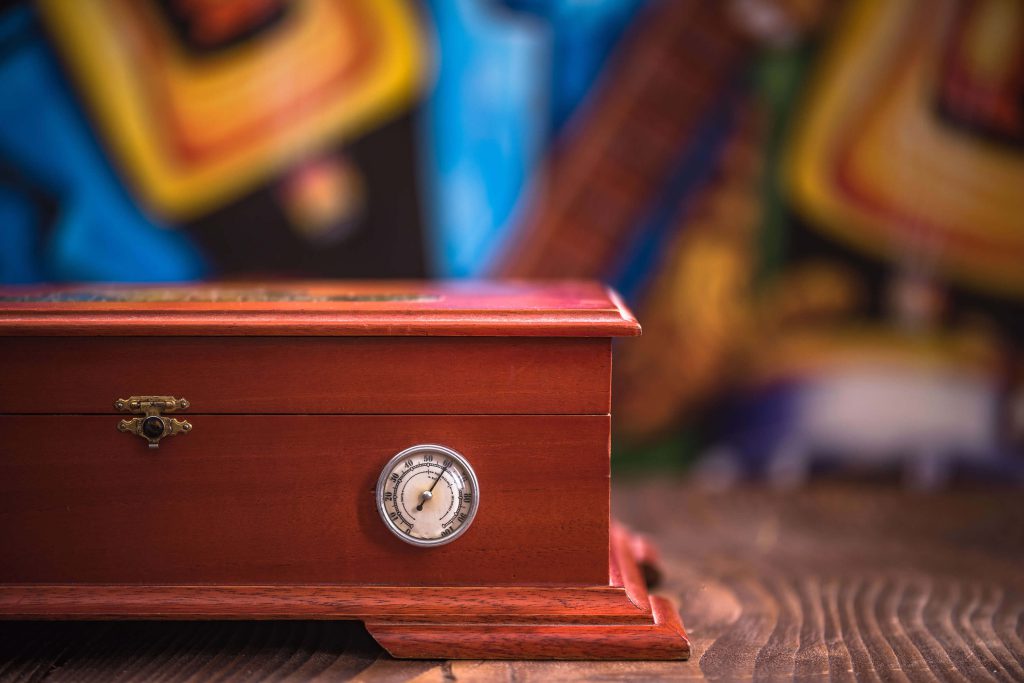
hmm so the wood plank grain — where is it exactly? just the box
[0,336,610,415]
[616,481,1024,682]
[0,620,391,682]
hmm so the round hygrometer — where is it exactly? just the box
[375,444,480,547]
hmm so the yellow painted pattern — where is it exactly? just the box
[40,0,425,219]
[786,0,1024,297]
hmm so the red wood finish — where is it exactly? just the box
[0,585,647,622]
[0,281,640,337]
[0,280,690,660]
[0,337,610,415]
[0,526,690,661]
[0,415,610,585]
[366,525,689,660]
[368,596,688,660]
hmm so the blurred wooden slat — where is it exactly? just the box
[2,481,1022,681]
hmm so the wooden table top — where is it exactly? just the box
[2,480,1021,681]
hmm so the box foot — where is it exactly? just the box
[365,522,689,660]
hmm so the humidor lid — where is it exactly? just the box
[0,281,640,337]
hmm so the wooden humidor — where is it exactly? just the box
[0,281,689,660]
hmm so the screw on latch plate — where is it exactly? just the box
[115,396,192,449]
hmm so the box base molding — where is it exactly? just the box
[366,592,687,660]
[0,525,688,661]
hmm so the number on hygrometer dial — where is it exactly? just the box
[375,445,480,546]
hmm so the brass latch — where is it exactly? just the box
[115,396,192,448]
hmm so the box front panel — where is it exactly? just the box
[0,415,609,586]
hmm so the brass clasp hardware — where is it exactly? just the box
[115,396,192,449]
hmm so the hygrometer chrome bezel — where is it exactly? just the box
[375,444,480,547]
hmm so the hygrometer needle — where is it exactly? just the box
[416,462,450,511]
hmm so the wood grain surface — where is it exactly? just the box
[361,524,688,660]
[2,480,1023,680]
[0,336,611,415]
[0,415,609,585]
[0,524,689,661]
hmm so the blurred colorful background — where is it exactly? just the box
[1,0,1022,486]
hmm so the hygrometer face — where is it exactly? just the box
[376,444,480,547]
